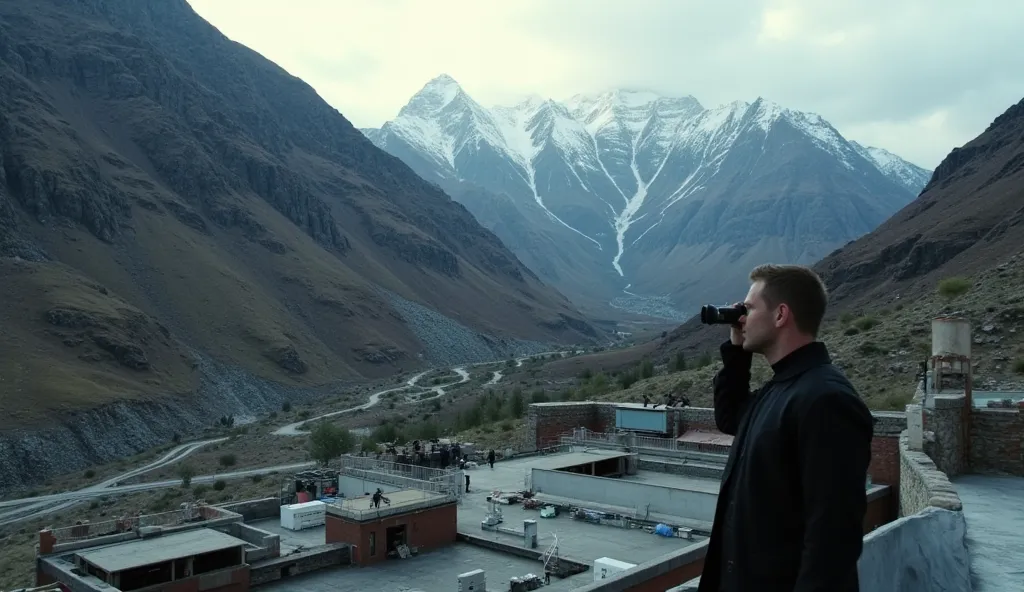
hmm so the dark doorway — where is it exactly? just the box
[386,524,407,555]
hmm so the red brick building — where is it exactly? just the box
[325,489,457,565]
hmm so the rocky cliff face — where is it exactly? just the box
[814,95,1024,307]
[0,0,598,486]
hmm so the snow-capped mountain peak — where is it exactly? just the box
[363,77,933,319]
[398,73,464,117]
[850,141,932,192]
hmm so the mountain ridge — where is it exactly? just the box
[363,74,931,320]
[631,94,1024,362]
[0,0,599,475]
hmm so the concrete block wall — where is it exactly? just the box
[898,432,963,516]
[249,545,349,587]
[227,522,280,562]
[218,497,281,522]
[969,407,1023,475]
[530,468,719,523]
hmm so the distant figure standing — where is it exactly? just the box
[370,488,390,509]
[642,394,650,407]
[465,473,470,493]
[487,449,496,469]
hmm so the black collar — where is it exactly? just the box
[770,341,831,382]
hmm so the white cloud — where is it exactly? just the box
[186,0,1024,169]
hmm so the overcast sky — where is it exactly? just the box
[187,0,1024,169]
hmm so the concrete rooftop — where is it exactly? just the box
[953,474,1024,592]
[76,528,245,572]
[622,470,722,494]
[262,542,585,592]
[461,452,707,566]
[326,488,451,522]
[257,450,709,590]
[519,449,632,470]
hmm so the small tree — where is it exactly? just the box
[674,351,686,371]
[177,463,196,488]
[640,359,655,379]
[307,422,354,466]
[509,389,525,418]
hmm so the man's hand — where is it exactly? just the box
[729,301,746,346]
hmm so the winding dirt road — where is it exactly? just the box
[0,351,572,526]
[0,438,227,526]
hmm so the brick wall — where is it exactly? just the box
[528,403,611,450]
[870,412,906,488]
[327,503,457,565]
[969,407,1024,475]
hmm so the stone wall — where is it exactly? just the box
[898,432,963,516]
[922,394,966,477]
[969,407,1024,475]
[677,407,716,432]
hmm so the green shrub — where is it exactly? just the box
[937,277,971,299]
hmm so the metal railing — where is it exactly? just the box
[635,434,677,450]
[327,490,456,521]
[560,428,732,456]
[338,454,458,481]
[340,467,461,497]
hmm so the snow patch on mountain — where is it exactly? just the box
[363,74,931,282]
[850,141,932,192]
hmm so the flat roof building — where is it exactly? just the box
[34,503,284,592]
[324,489,457,565]
[73,529,247,591]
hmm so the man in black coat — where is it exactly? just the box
[698,264,874,592]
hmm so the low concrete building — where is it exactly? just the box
[69,529,248,592]
[35,503,281,592]
[325,489,457,565]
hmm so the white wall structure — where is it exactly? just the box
[857,507,971,592]
[530,469,718,522]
